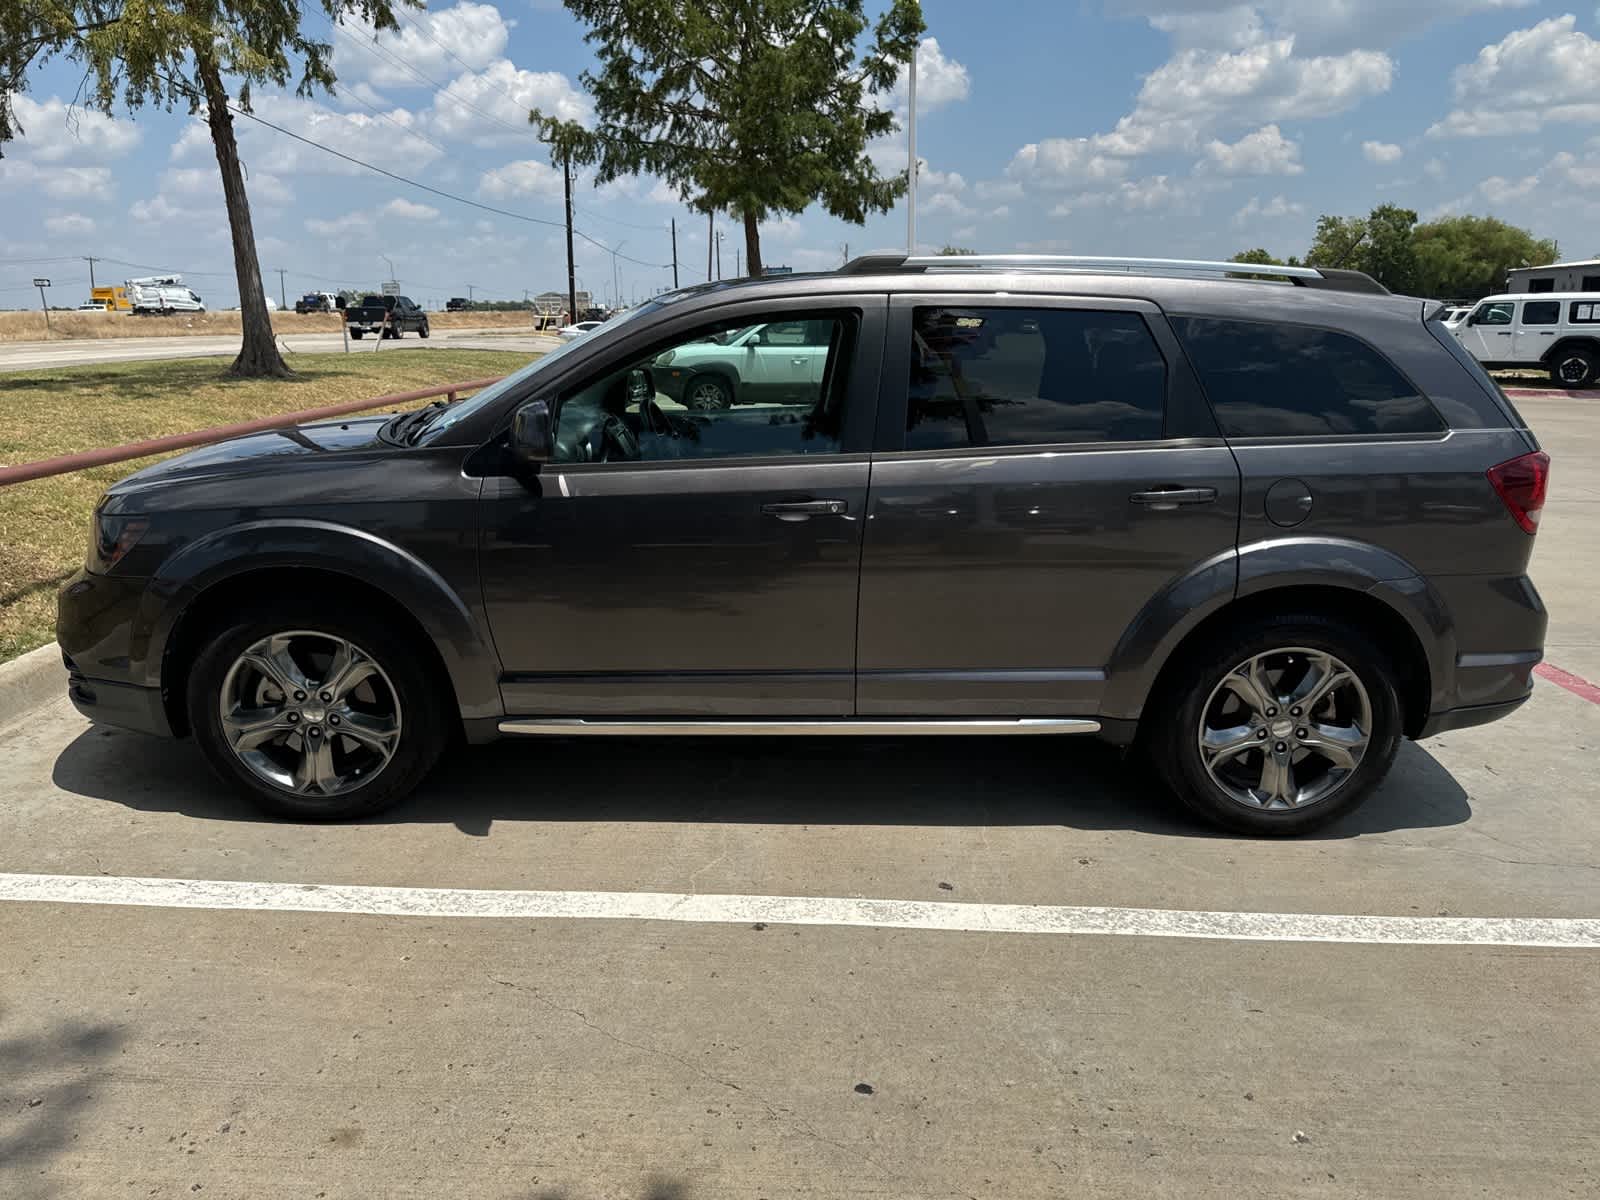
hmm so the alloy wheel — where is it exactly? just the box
[687,379,730,410]
[1197,647,1372,811]
[218,630,402,797]
[1558,356,1591,386]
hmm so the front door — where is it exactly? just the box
[479,298,885,717]
[855,297,1241,716]
[1462,300,1515,363]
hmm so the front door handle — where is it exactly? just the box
[1130,486,1217,510]
[762,499,847,521]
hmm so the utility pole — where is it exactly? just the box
[83,256,98,292]
[468,284,476,303]
[715,230,723,280]
[707,210,713,282]
[842,242,849,266]
[735,248,741,278]
[275,268,287,312]
[610,241,626,311]
[906,41,918,254]
[670,218,678,288]
[563,154,578,322]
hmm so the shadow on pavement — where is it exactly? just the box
[51,724,1471,840]
[0,1009,126,1200]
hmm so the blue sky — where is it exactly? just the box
[4,1,1599,309]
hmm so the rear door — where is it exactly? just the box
[1514,298,1562,362]
[855,296,1240,716]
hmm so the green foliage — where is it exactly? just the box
[1413,215,1559,300]
[1229,248,1284,265]
[1304,214,1372,272]
[534,0,925,275]
[938,245,976,256]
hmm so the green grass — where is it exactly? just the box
[0,349,535,661]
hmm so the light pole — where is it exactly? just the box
[610,241,626,312]
[906,40,918,254]
[379,254,396,287]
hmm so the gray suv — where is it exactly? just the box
[57,254,1549,835]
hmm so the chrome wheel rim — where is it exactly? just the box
[687,380,728,409]
[218,630,402,797]
[1197,647,1372,812]
[1558,356,1589,385]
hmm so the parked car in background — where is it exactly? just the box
[343,294,430,340]
[295,292,338,314]
[557,320,604,341]
[76,301,107,312]
[446,297,470,312]
[1450,292,1600,387]
[652,318,833,409]
[58,253,1548,837]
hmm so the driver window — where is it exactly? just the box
[553,312,852,464]
[1474,303,1514,326]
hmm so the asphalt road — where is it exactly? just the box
[1,395,1596,1199]
[0,328,561,372]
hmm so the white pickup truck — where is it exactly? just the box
[1450,292,1600,388]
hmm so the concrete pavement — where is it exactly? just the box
[0,328,561,372]
[1,395,1597,1198]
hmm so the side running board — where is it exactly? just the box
[498,718,1100,737]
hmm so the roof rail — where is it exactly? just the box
[836,253,1389,296]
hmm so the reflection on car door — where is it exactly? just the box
[1464,302,1515,363]
[855,297,1241,717]
[477,298,886,718]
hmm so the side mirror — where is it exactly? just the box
[510,398,554,470]
[626,367,654,406]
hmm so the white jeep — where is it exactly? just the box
[1451,292,1600,388]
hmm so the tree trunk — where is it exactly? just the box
[197,54,289,378]
[742,209,762,278]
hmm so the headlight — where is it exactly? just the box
[654,349,676,366]
[91,512,149,573]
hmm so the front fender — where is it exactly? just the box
[134,519,503,721]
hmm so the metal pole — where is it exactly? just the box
[276,268,287,312]
[707,210,713,282]
[671,218,678,288]
[907,42,917,254]
[563,155,578,322]
[39,284,51,335]
[715,231,722,280]
[735,248,741,278]
[84,256,97,291]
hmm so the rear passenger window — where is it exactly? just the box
[1572,302,1600,324]
[907,307,1165,449]
[1523,301,1560,325]
[1172,317,1445,438]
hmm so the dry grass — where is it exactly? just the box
[0,308,555,343]
[0,348,536,661]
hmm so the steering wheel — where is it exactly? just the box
[598,413,639,462]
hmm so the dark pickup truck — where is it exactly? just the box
[344,294,430,340]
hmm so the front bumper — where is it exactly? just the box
[57,568,173,738]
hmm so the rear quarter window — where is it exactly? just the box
[1171,316,1446,438]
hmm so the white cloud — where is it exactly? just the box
[336,1,512,87]
[1198,124,1304,175]
[45,212,96,237]
[1362,140,1403,164]
[975,179,1023,202]
[887,37,971,114]
[160,166,293,208]
[1423,156,1447,179]
[990,205,1011,218]
[1008,139,1129,187]
[382,197,440,220]
[1476,150,1600,208]
[0,159,110,198]
[1077,175,1185,212]
[8,95,141,163]
[1233,193,1306,226]
[924,191,975,218]
[427,60,588,145]
[171,95,443,177]
[919,163,967,192]
[645,178,682,205]
[130,194,208,225]
[1430,16,1600,137]
[304,212,370,237]
[1122,1,1535,54]
[478,158,565,200]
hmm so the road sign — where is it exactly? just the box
[382,280,400,296]
[761,265,793,276]
[32,278,50,288]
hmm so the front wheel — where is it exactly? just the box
[1150,615,1403,836]
[186,607,447,820]
[684,374,734,411]
[418,320,430,339]
[350,329,364,340]
[1551,348,1597,389]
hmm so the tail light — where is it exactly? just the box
[1486,450,1550,534]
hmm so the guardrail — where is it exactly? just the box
[0,376,505,488]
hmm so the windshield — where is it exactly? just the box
[420,301,660,441]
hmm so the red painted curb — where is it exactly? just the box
[1503,387,1595,400]
[1535,662,1600,706]
[0,375,505,488]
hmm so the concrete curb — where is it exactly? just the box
[0,642,66,733]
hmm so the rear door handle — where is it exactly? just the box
[1130,486,1217,510]
[762,499,847,521]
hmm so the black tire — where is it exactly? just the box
[1147,613,1403,836]
[386,325,401,340]
[418,320,430,339]
[1550,348,1597,389]
[683,373,734,411]
[185,602,448,820]
[350,329,363,340]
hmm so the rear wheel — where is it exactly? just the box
[685,373,733,411]
[350,329,363,340]
[1551,348,1597,389]
[186,605,447,819]
[1150,615,1402,836]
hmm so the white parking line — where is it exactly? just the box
[1,872,1596,948]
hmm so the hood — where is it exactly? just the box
[105,415,392,500]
